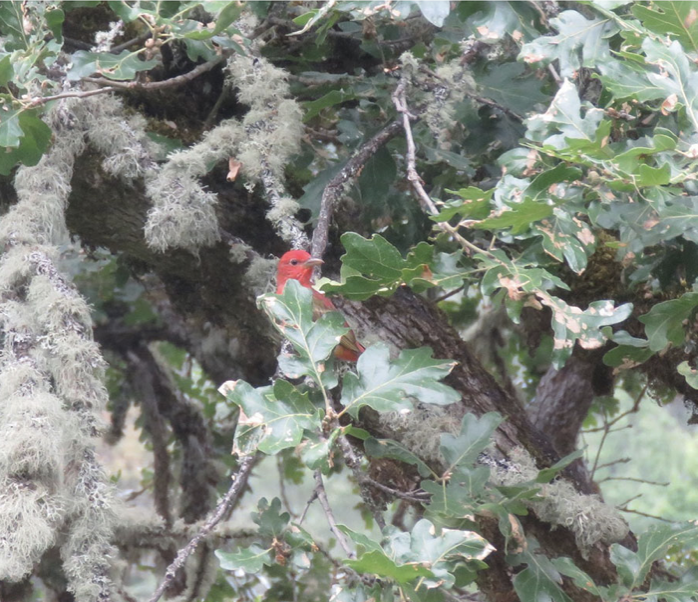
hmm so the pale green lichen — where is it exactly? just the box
[243,254,278,297]
[227,53,307,248]
[490,448,629,554]
[144,120,243,253]
[0,99,118,599]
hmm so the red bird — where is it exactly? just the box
[276,250,365,362]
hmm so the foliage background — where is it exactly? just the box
[2,1,698,602]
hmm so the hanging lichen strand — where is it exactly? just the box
[143,52,306,254]
[227,54,307,248]
[0,100,118,602]
[143,118,243,253]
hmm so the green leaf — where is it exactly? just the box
[519,10,618,78]
[0,55,14,87]
[633,1,698,52]
[347,519,492,588]
[646,566,698,602]
[183,1,242,39]
[253,497,290,539]
[642,37,698,131]
[0,107,23,147]
[259,280,348,383]
[435,187,493,221]
[413,1,451,27]
[422,465,491,521]
[610,523,698,588]
[216,545,271,573]
[602,344,654,369]
[477,62,548,115]
[539,295,633,367]
[536,449,585,483]
[638,292,698,352]
[440,412,504,473]
[364,436,436,478]
[0,110,52,175]
[339,232,406,281]
[550,557,605,599]
[303,89,357,122]
[597,57,666,103]
[358,147,397,213]
[345,549,434,584]
[637,163,672,187]
[475,196,554,235]
[526,80,607,150]
[221,378,321,455]
[67,50,159,81]
[509,539,572,602]
[340,344,460,418]
[678,360,698,389]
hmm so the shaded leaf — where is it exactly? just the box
[216,545,271,573]
[440,412,504,473]
[638,292,698,352]
[220,378,321,455]
[340,344,460,418]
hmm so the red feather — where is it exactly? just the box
[276,250,365,362]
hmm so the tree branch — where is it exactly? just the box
[147,455,256,602]
[310,119,403,259]
[84,54,224,91]
[313,471,355,558]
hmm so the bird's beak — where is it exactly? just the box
[303,258,324,267]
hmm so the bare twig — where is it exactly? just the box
[25,86,116,107]
[465,92,523,122]
[360,476,430,504]
[111,31,152,54]
[147,455,256,602]
[313,471,355,558]
[391,77,491,259]
[277,454,297,518]
[433,284,466,304]
[618,507,675,523]
[337,435,386,530]
[617,492,642,509]
[310,119,404,259]
[84,54,224,91]
[298,490,318,525]
[594,458,631,472]
[598,476,669,487]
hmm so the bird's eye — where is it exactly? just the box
[290,259,298,265]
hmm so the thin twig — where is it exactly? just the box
[298,490,318,525]
[598,476,669,487]
[313,470,355,558]
[465,92,523,122]
[433,284,466,304]
[391,77,493,259]
[618,507,675,523]
[594,458,631,472]
[84,54,224,91]
[25,86,116,107]
[111,31,152,54]
[617,492,642,509]
[147,456,255,602]
[360,476,430,503]
[277,454,297,518]
[310,119,404,258]
[337,435,386,530]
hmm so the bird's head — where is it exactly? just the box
[276,250,324,291]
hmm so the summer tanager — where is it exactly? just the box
[276,250,365,362]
